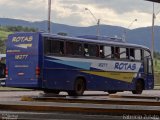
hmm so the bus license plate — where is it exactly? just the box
[18,73,24,76]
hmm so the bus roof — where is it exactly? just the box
[42,33,150,52]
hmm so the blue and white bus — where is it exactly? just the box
[6,32,154,95]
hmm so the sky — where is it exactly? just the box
[0,0,160,29]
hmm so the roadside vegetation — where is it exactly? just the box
[154,52,160,86]
[0,25,37,54]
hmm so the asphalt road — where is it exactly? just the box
[0,111,123,120]
[0,111,159,120]
[0,90,160,120]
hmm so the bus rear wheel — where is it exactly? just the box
[68,78,85,96]
[132,80,144,94]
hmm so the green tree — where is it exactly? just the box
[0,38,5,54]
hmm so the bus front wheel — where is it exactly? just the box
[132,80,144,94]
[68,78,85,96]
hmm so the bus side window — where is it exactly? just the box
[84,44,98,57]
[120,48,126,59]
[44,38,64,55]
[66,42,73,55]
[111,46,120,59]
[84,44,89,56]
[99,45,104,58]
[76,43,83,55]
[111,46,115,58]
[104,46,111,58]
[126,48,129,59]
[130,48,135,60]
[135,49,141,61]
[44,39,51,55]
[115,47,120,59]
[51,40,64,55]
[66,42,82,56]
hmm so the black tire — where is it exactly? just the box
[43,89,60,94]
[132,80,144,94]
[68,78,85,96]
[108,91,117,94]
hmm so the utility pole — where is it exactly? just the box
[151,2,160,59]
[48,0,51,33]
[151,2,155,59]
[97,19,100,37]
[85,8,100,37]
[124,19,137,41]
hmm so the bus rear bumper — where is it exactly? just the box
[6,79,40,89]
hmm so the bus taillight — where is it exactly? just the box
[5,67,8,77]
[36,66,40,77]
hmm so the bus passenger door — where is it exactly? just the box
[144,57,154,89]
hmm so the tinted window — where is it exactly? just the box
[66,42,83,56]
[115,47,120,59]
[130,48,135,60]
[44,38,64,55]
[44,39,51,54]
[111,46,115,58]
[111,47,120,59]
[84,44,98,57]
[51,40,64,54]
[100,45,104,58]
[126,48,129,59]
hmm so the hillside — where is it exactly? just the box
[1,18,160,52]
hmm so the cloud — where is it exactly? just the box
[81,0,153,14]
[56,0,158,28]
[59,0,155,14]
[0,0,158,28]
[0,0,47,21]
